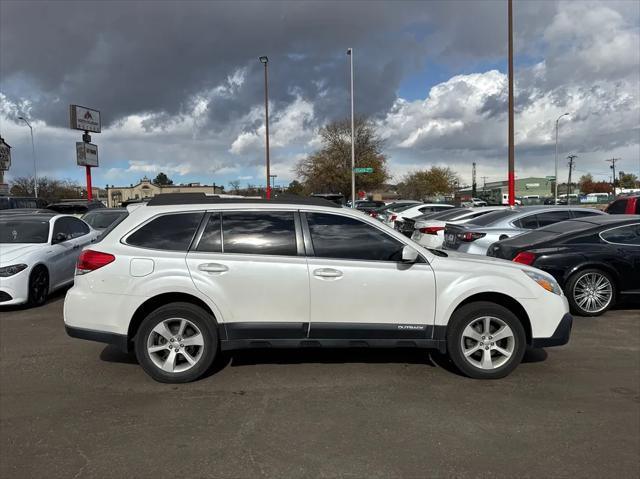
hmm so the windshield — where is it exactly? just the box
[0,218,50,243]
[83,211,127,229]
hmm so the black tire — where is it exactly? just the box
[27,266,49,307]
[134,302,218,383]
[447,301,526,379]
[565,268,616,317]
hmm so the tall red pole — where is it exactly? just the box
[507,0,515,206]
[263,58,271,200]
[86,166,93,200]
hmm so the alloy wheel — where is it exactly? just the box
[30,269,48,305]
[460,316,515,370]
[146,318,205,373]
[573,272,613,314]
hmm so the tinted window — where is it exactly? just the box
[196,213,222,253]
[636,200,640,215]
[536,210,572,227]
[606,199,627,214]
[222,211,296,256]
[515,214,539,229]
[52,217,75,238]
[600,224,640,245]
[67,217,90,238]
[84,211,127,229]
[427,208,470,221]
[467,209,519,226]
[127,213,203,251]
[307,213,404,261]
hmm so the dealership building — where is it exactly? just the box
[459,176,558,201]
[106,177,220,207]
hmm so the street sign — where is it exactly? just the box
[354,167,373,174]
[76,142,99,167]
[70,105,101,133]
[0,137,11,171]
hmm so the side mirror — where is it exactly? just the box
[53,232,68,244]
[401,245,419,264]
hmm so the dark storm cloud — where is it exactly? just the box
[0,0,550,129]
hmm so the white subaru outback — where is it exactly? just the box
[64,194,572,383]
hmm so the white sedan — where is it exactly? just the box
[412,206,507,248]
[0,213,99,306]
[382,203,454,228]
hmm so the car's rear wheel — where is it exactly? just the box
[28,266,49,307]
[135,302,218,383]
[565,269,615,317]
[447,301,526,379]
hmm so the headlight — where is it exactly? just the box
[523,270,562,296]
[0,264,28,278]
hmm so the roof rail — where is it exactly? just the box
[146,192,341,208]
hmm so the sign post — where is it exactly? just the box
[70,105,101,200]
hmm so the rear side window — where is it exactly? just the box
[306,213,404,261]
[221,211,297,256]
[515,214,539,229]
[536,210,572,227]
[600,224,640,245]
[127,212,203,251]
[196,213,222,253]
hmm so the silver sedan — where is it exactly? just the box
[442,206,606,255]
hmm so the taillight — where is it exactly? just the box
[419,226,445,235]
[457,232,486,242]
[513,251,536,265]
[369,211,378,218]
[390,214,397,222]
[76,250,115,275]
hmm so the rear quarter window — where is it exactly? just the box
[126,212,204,251]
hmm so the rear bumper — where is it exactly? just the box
[65,325,129,352]
[530,313,573,348]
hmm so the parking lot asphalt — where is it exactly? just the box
[1,293,639,478]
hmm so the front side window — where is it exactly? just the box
[126,212,203,251]
[52,217,75,239]
[515,214,539,230]
[306,213,404,261]
[67,217,90,238]
[600,224,640,245]
[606,199,627,214]
[221,211,297,256]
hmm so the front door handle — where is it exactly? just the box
[198,263,229,274]
[313,268,343,278]
[73,244,81,250]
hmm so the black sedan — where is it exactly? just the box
[487,215,640,317]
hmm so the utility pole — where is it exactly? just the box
[259,56,271,199]
[606,158,620,195]
[347,48,355,208]
[507,0,515,206]
[481,176,489,193]
[472,162,477,197]
[566,154,577,204]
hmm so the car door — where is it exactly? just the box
[64,217,96,281]
[600,224,640,292]
[186,210,310,341]
[49,217,77,287]
[303,211,436,340]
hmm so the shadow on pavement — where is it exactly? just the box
[0,285,70,313]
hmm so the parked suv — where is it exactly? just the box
[64,194,572,383]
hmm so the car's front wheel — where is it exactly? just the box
[447,301,526,379]
[28,266,49,307]
[135,302,218,383]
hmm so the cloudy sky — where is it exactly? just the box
[1,0,638,191]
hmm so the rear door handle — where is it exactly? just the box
[73,244,81,250]
[198,263,229,274]
[313,268,343,278]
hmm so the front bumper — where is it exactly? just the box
[0,270,30,306]
[530,313,573,348]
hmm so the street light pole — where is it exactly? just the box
[347,48,355,208]
[259,56,271,200]
[554,112,570,203]
[18,116,38,198]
